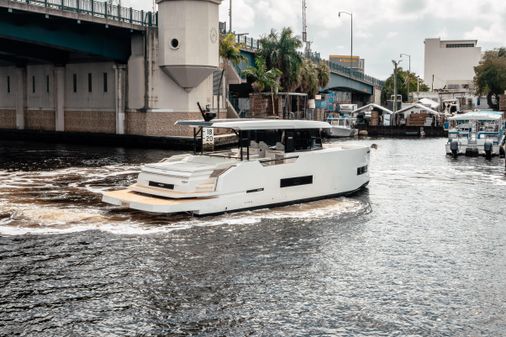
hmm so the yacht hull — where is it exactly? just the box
[102,145,370,215]
[103,182,369,216]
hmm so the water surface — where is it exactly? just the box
[0,138,505,336]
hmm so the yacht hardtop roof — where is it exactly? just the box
[449,111,503,121]
[175,119,331,130]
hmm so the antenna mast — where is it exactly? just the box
[302,0,311,56]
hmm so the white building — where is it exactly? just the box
[424,38,482,91]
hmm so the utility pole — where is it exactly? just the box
[302,0,310,56]
[392,59,402,115]
[229,0,232,33]
[400,53,411,102]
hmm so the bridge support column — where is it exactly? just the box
[114,64,127,135]
[15,67,26,130]
[54,66,65,131]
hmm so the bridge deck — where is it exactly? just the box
[0,0,156,30]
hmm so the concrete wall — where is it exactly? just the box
[0,63,118,133]
[128,34,146,110]
[0,110,16,128]
[424,38,482,90]
[64,62,115,111]
[0,66,16,109]
[26,65,55,109]
[0,66,17,129]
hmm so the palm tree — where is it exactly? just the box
[218,33,245,114]
[316,61,330,89]
[258,27,303,92]
[242,57,282,115]
[298,59,319,98]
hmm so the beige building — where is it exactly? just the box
[329,55,365,73]
[424,38,482,91]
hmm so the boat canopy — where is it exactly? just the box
[449,111,503,121]
[175,119,331,130]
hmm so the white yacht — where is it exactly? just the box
[446,111,505,158]
[102,119,370,215]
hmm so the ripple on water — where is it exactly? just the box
[0,196,371,236]
[1,138,506,336]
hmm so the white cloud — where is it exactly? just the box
[129,0,506,79]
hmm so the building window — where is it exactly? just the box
[73,74,77,93]
[88,73,92,93]
[32,76,35,93]
[6,76,10,93]
[46,75,50,93]
[446,43,474,48]
[103,72,108,93]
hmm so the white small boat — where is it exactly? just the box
[325,116,356,138]
[446,111,504,158]
[102,119,370,215]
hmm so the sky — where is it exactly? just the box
[130,0,506,81]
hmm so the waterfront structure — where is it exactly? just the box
[0,0,383,140]
[424,38,482,91]
[394,103,441,127]
[102,118,370,215]
[0,0,222,138]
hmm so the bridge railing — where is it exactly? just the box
[235,33,384,87]
[9,0,157,26]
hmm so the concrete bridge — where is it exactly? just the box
[0,0,156,62]
[0,0,383,141]
[0,0,224,139]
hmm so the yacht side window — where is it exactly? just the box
[357,165,368,175]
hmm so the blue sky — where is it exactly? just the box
[132,0,506,81]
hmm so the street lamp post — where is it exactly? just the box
[392,59,402,117]
[338,11,353,70]
[400,53,411,102]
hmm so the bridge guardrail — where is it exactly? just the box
[7,0,157,27]
[236,34,384,88]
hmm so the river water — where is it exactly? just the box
[0,138,505,336]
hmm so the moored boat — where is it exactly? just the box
[324,116,357,138]
[446,111,505,158]
[102,119,370,215]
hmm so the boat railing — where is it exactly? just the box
[259,155,299,167]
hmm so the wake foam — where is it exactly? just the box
[0,197,370,236]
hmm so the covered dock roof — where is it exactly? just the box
[352,103,393,115]
[394,103,440,116]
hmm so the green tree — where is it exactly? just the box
[474,48,506,110]
[316,61,330,88]
[258,27,303,92]
[242,57,282,115]
[381,68,429,104]
[298,59,319,98]
[218,33,246,113]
